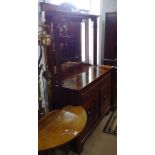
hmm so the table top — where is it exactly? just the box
[38,106,87,151]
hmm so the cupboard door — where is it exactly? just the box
[76,84,99,150]
[99,74,111,118]
[81,84,99,127]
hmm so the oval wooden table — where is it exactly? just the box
[38,106,87,154]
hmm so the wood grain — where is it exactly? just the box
[38,106,87,151]
[62,64,113,90]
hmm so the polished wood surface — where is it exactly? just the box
[41,2,99,84]
[40,3,112,153]
[62,64,113,90]
[52,65,113,154]
[38,106,87,151]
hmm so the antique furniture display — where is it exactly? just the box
[41,2,98,85]
[52,64,113,154]
[38,66,112,154]
[40,3,113,154]
[38,106,87,153]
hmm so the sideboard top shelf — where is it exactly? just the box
[40,2,99,20]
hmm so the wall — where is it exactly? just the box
[100,0,117,64]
